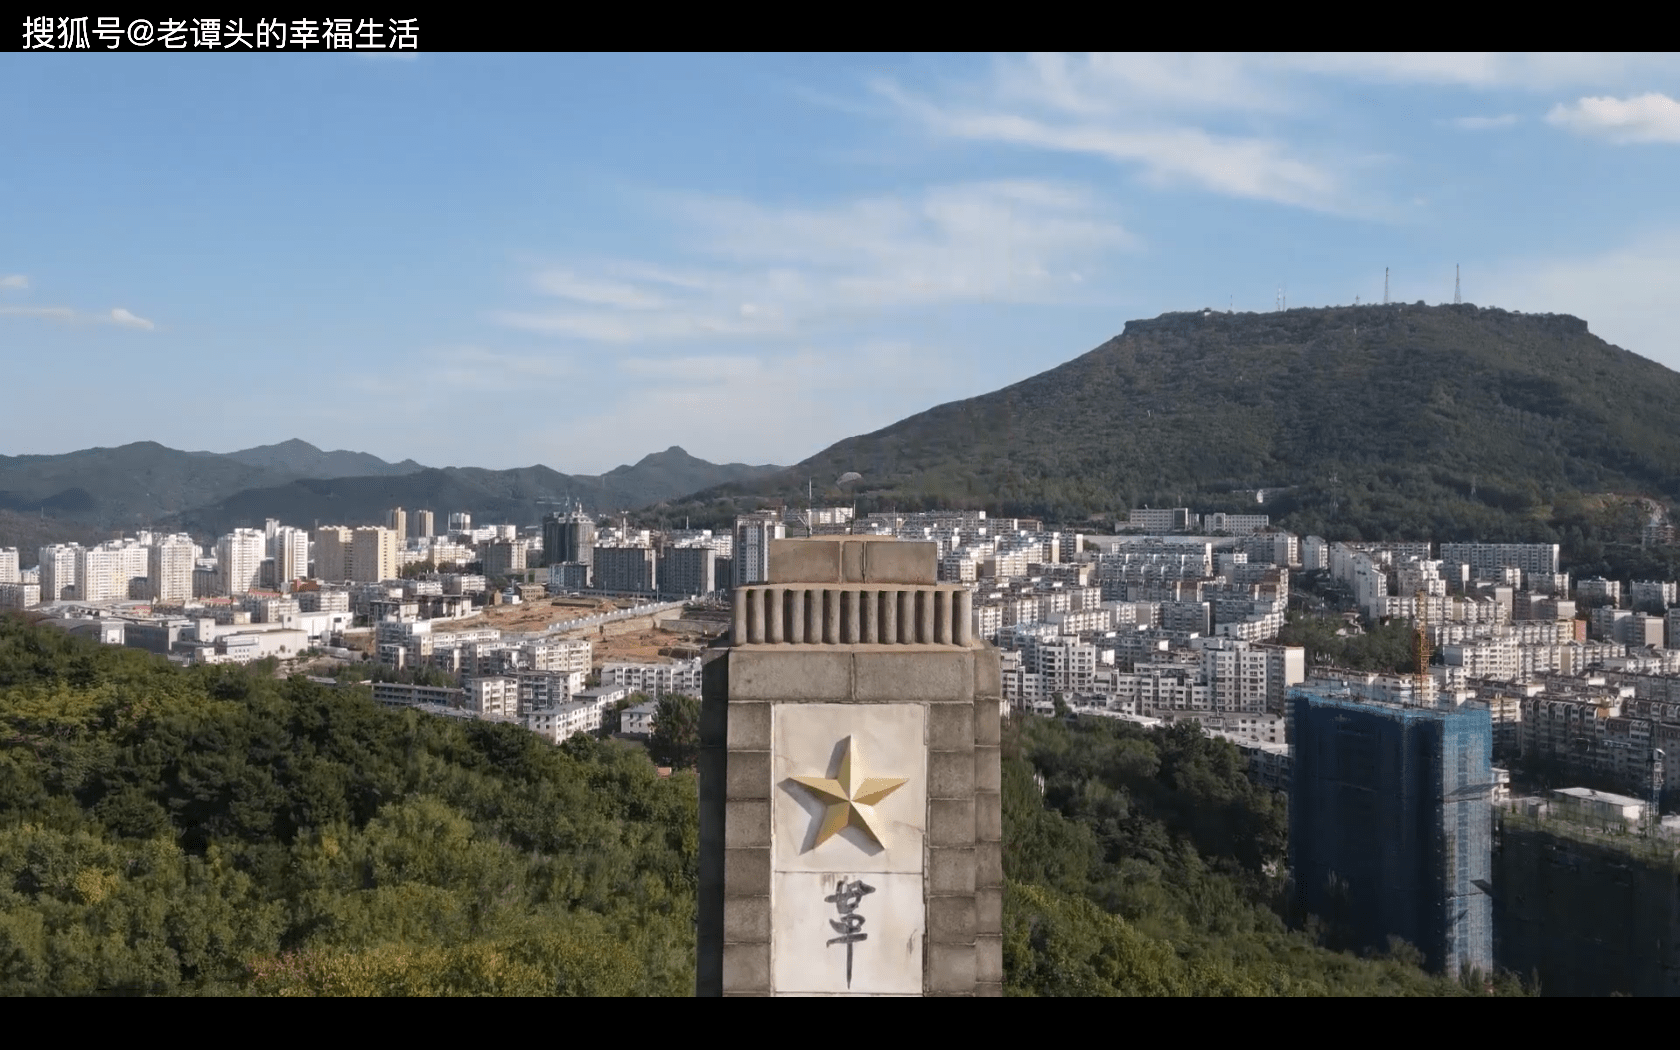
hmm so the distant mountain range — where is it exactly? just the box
[0,440,781,544]
[170,446,783,535]
[209,438,428,480]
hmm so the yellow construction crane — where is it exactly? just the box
[1412,588,1432,704]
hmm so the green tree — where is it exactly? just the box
[0,613,697,997]
[647,694,700,770]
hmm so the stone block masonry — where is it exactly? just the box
[698,538,1003,996]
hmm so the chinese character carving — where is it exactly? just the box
[825,877,875,989]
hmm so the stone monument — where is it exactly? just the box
[697,536,1004,996]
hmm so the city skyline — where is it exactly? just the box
[8,53,1680,471]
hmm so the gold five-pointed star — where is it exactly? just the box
[790,736,909,850]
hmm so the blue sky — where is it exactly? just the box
[7,52,1680,473]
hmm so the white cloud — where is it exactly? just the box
[1479,230,1680,371]
[1449,114,1520,130]
[0,302,156,329]
[875,54,1680,213]
[109,307,154,330]
[974,53,1668,115]
[988,53,1289,115]
[0,274,27,290]
[533,270,667,309]
[1271,52,1668,91]
[0,305,74,321]
[1546,93,1680,143]
[876,71,1345,212]
[496,179,1132,345]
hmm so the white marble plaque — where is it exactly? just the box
[771,703,927,995]
[771,703,926,873]
[771,871,924,995]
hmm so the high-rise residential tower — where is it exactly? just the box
[216,528,267,596]
[1289,689,1494,976]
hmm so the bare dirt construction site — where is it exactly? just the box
[576,624,712,665]
[431,596,729,669]
[430,596,634,637]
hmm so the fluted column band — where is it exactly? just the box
[733,585,974,647]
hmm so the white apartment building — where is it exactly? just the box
[1590,606,1630,642]
[1439,542,1560,581]
[371,681,463,708]
[1204,513,1269,535]
[733,513,785,587]
[1443,640,1521,681]
[1577,576,1622,608]
[1128,508,1194,532]
[940,554,978,583]
[148,535,196,604]
[465,676,518,719]
[1044,608,1112,635]
[216,528,267,596]
[514,669,586,710]
[0,547,17,584]
[1104,668,1213,715]
[39,544,80,602]
[272,526,310,587]
[1215,612,1286,642]
[622,700,658,737]
[74,544,127,602]
[524,638,591,674]
[1199,640,1271,714]
[1023,638,1098,692]
[526,701,601,744]
[350,526,399,583]
[1630,580,1678,610]
[1352,555,1389,620]
[1622,613,1665,648]
[1395,558,1448,599]
[981,550,1031,579]
[600,657,703,697]
[1191,711,1287,746]
[0,582,41,609]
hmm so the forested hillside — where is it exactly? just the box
[0,616,1520,995]
[0,616,696,995]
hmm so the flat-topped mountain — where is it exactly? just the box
[680,303,1680,554]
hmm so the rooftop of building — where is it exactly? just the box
[1552,786,1648,807]
[1289,686,1489,722]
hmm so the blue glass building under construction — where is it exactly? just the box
[1288,689,1494,976]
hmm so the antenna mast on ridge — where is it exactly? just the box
[1454,264,1462,305]
[1383,268,1390,305]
